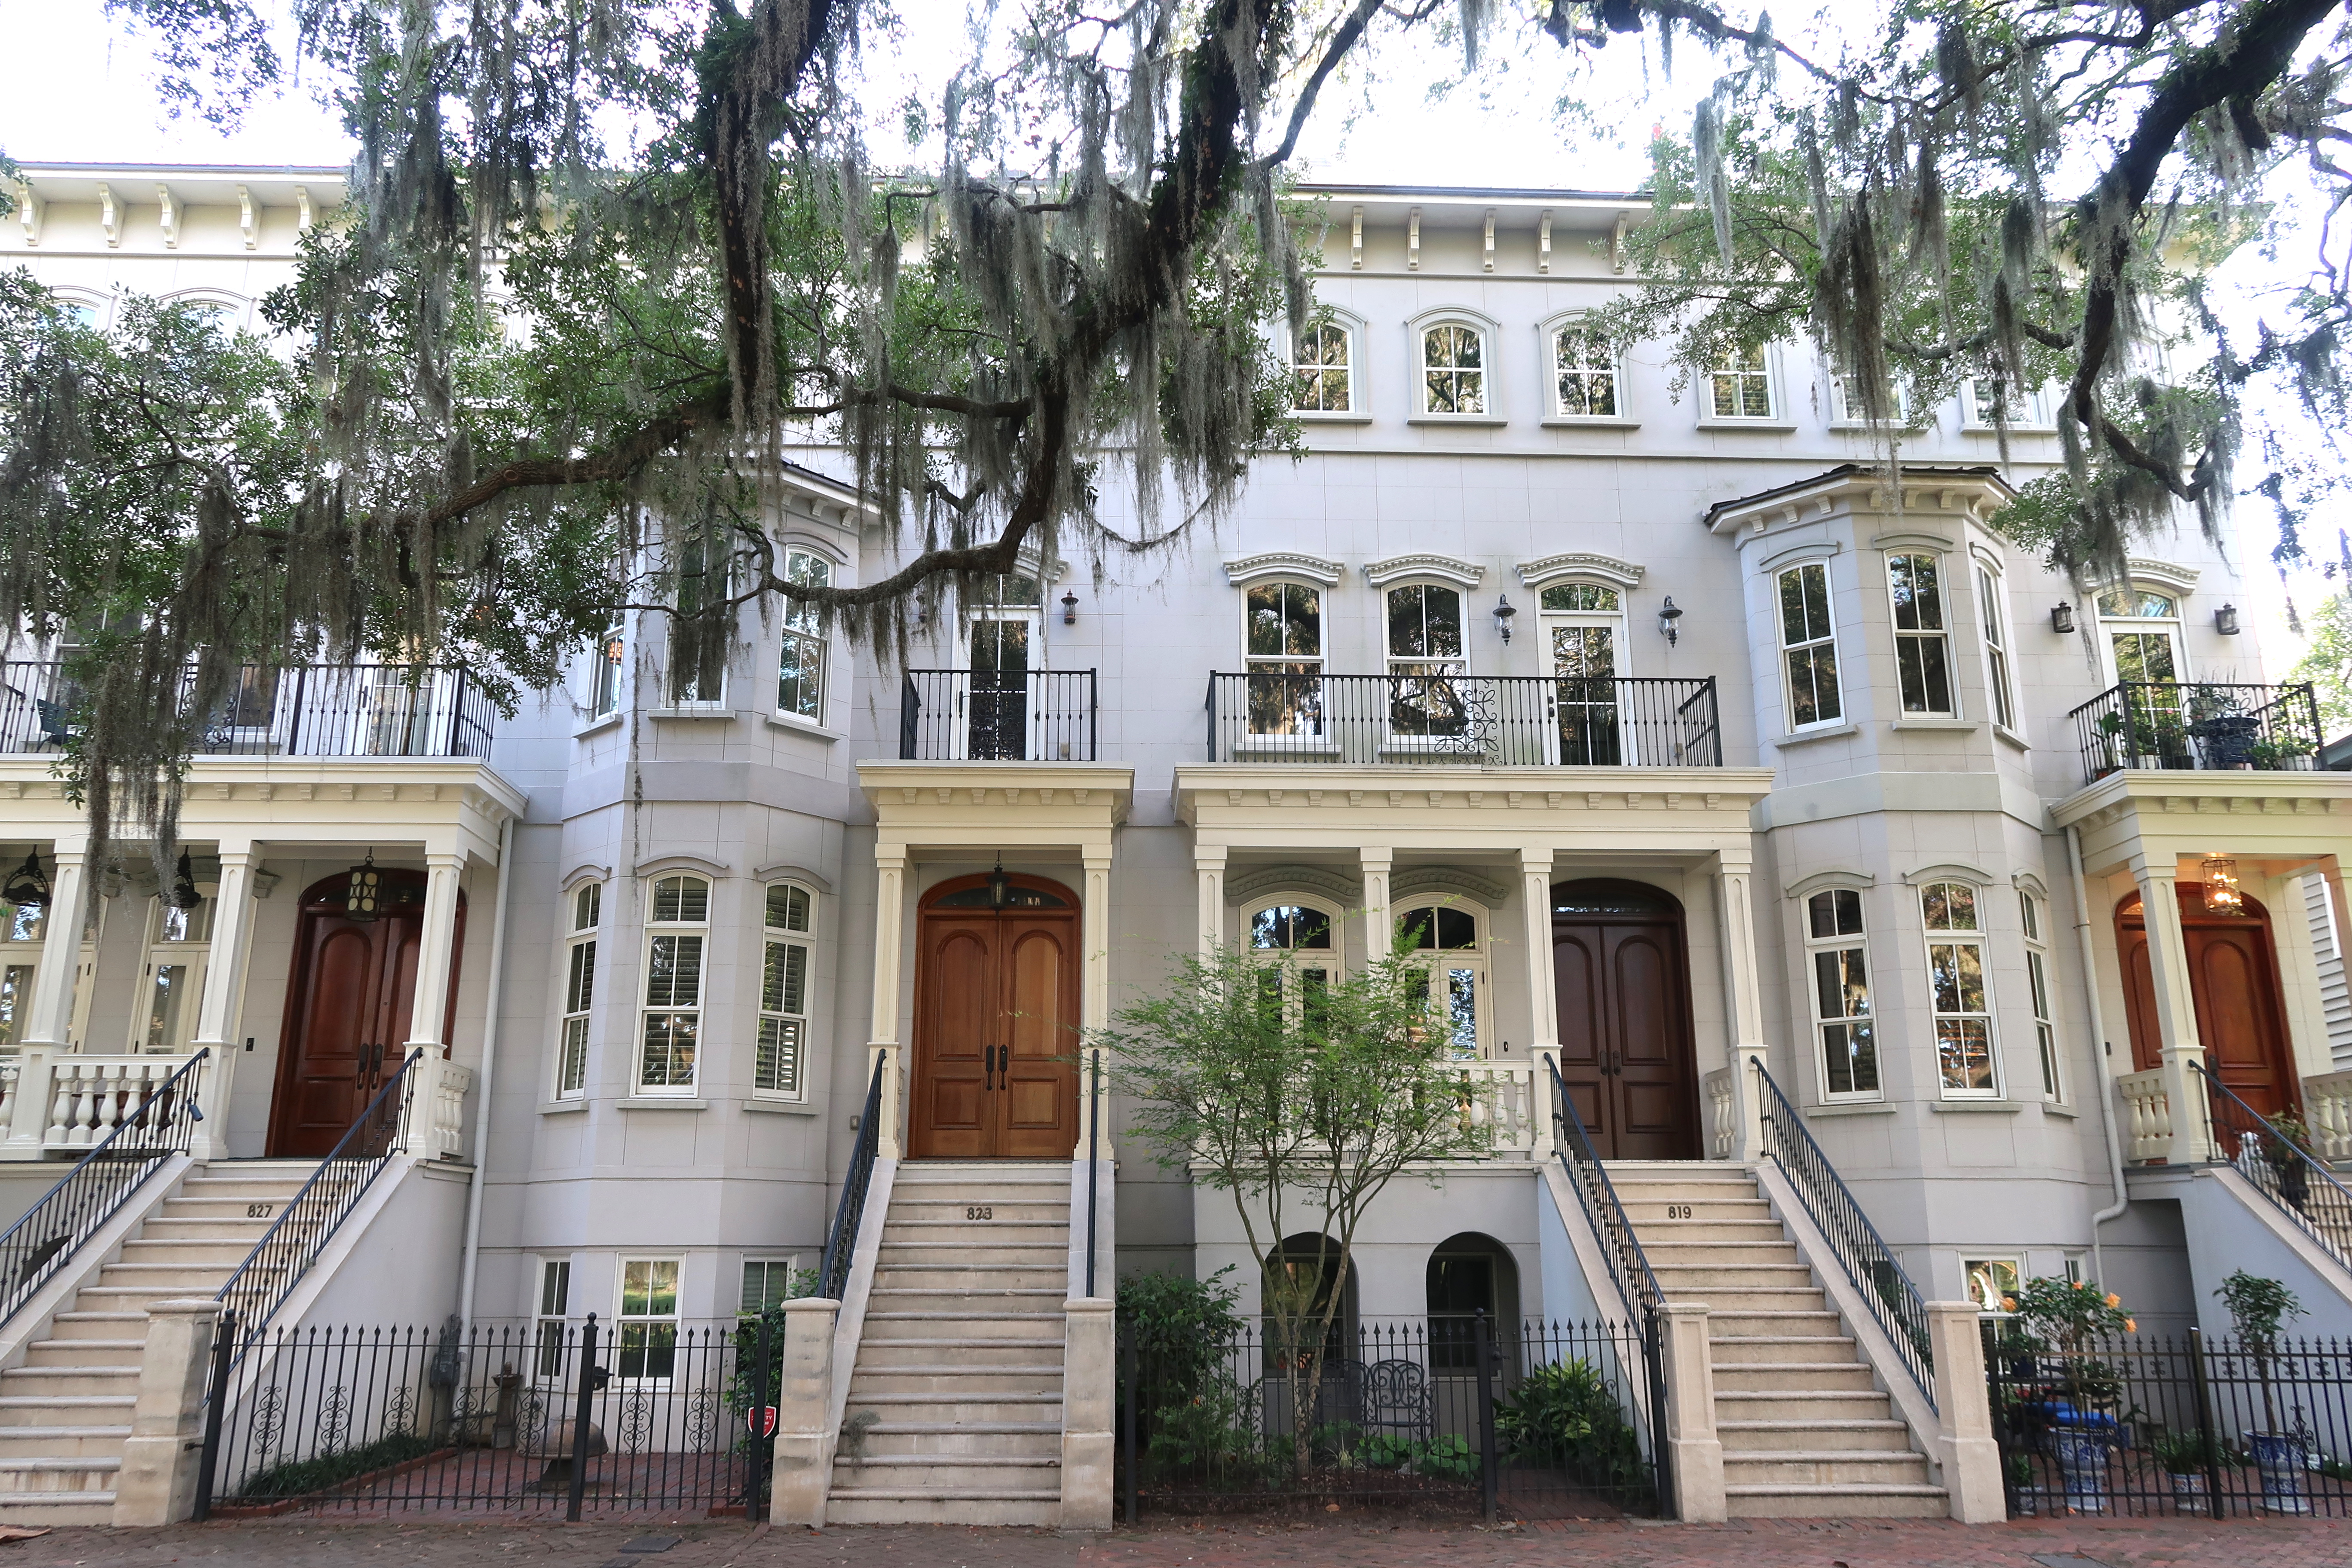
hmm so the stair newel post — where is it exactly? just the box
[1473,1310,1499,1525]
[566,1314,599,1522]
[1658,1299,1726,1522]
[191,1308,235,1522]
[1925,1299,2006,1522]
[771,1295,841,1526]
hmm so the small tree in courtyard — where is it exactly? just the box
[1099,934,1496,1477]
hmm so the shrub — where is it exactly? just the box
[1493,1358,1646,1488]
[234,1430,441,1499]
[1118,1267,1243,1401]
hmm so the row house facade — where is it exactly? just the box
[3,164,2352,1525]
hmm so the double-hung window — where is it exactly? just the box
[1978,567,2016,731]
[1806,890,1878,1098]
[1886,554,1955,715]
[1709,345,1773,418]
[1552,325,1618,417]
[557,883,599,1099]
[1293,322,1354,412]
[616,1259,679,1380]
[590,628,623,718]
[759,883,814,1099]
[1778,563,1842,729]
[639,875,707,1093]
[667,534,729,706]
[1244,582,1323,737]
[1421,325,1487,415]
[778,549,830,721]
[534,1259,571,1379]
[1385,583,1467,738]
[741,1258,801,1313]
[0,898,46,1049]
[2021,892,2061,1100]
[1923,882,1997,1096]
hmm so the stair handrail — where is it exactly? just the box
[818,1054,887,1301]
[1540,1054,1663,1321]
[0,1050,210,1332]
[215,1047,423,1357]
[2195,1060,2352,1269]
[1750,1060,1936,1400]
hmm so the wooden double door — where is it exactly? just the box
[2118,883,2298,1117]
[909,873,1081,1158]
[1551,879,1701,1160]
[269,870,464,1157]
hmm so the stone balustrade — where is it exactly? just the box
[2304,1070,2352,1164]
[1449,1060,1550,1156]
[0,1050,210,1157]
[2117,1067,2176,1164]
[398,1053,476,1162]
[1704,1067,1735,1160]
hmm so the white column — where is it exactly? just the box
[1078,849,1113,1158]
[187,843,257,1161]
[20,842,87,1050]
[868,847,908,1159]
[1360,847,1394,959]
[1519,848,1558,1052]
[1193,847,1226,958]
[403,853,465,1055]
[2135,861,2212,1162]
[1715,850,1770,1163]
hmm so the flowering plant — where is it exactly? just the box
[2004,1276,2136,1409]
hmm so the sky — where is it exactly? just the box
[0,0,2340,671]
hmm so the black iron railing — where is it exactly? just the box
[1085,1046,1104,1300]
[2198,1063,2352,1270]
[2070,680,2323,786]
[215,1050,422,1357]
[0,1050,208,1332]
[1204,673,1721,767]
[818,1054,887,1301]
[898,668,1098,762]
[1753,1061,1935,1403]
[0,662,496,758]
[1540,1055,1663,1323]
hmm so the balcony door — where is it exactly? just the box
[1539,584,1626,766]
[269,870,464,1157]
[2116,883,2298,1117]
[909,873,1080,1159]
[2097,590,2189,765]
[1551,879,1700,1159]
[965,615,1037,761]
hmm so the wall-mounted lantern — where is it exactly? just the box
[1657,597,1684,646]
[2,852,48,910]
[2051,602,2077,634]
[165,849,202,910]
[1492,595,1516,644]
[1061,590,1079,626]
[2216,604,2242,636]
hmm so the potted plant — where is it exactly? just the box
[2217,1271,2311,1513]
[2264,1113,2317,1213]
[2006,1449,2047,1516]
[2150,1428,2214,1514]
[2006,1276,2136,1513]
[2189,688,2261,767]
[2249,734,2316,771]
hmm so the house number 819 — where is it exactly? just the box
[1665,1204,1692,1219]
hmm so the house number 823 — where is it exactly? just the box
[966,1206,993,1220]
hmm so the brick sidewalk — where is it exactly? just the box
[0,1518,2349,1568]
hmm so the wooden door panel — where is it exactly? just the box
[911,921,996,1157]
[2194,925,2291,1114]
[1001,920,1077,1158]
[1604,921,1699,1159]
[2118,922,2162,1073]
[1551,929,1611,1148]
[909,886,1081,1159]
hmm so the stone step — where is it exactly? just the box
[852,1421,1063,1458]
[1708,1335,1859,1364]
[848,1368,1064,1395]
[0,1367,138,1399]
[112,1238,257,1268]
[1620,1220,1787,1243]
[0,1457,121,1492]
[871,1271,1068,1293]
[1715,1419,1915,1453]
[1711,1361,1878,1393]
[875,1241,1068,1261]
[824,1492,1058,1526]
[20,1339,144,1368]
[1618,1196,1774,1218]
[0,1429,133,1460]
[1713,1389,1893,1421]
[867,1287,1067,1304]
[1651,1264,1816,1289]
[1724,1483,1948,1519]
[0,1396,134,1428]
[845,1394,1061,1423]
[1706,1308,1844,1334]
[890,1200,1069,1223]
[0,1489,119,1524]
[881,1225,1069,1246]
[45,1314,149,1341]
[1643,1240,1802,1263]
[136,1217,276,1243]
[89,1264,239,1291]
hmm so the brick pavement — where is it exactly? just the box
[0,1517,2348,1568]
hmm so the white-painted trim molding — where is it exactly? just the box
[1223,551,1343,588]
[1784,868,1875,900]
[1517,552,1645,591]
[1363,553,1485,589]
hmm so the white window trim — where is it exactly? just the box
[1395,898,1491,1060]
[2093,591,2186,691]
[532,1257,573,1383]
[1698,343,1792,428]
[1406,310,1507,424]
[1802,889,1882,1104]
[665,539,733,711]
[556,883,600,1101]
[740,1255,805,1314]
[777,546,833,725]
[1379,579,1473,753]
[133,894,212,1056]
[1964,1256,2024,1316]
[161,290,252,331]
[2020,892,2063,1103]
[1826,369,1919,430]
[1285,309,1372,423]
[1239,579,1332,750]
[757,882,817,1102]
[586,625,626,723]
[1886,551,1960,720]
[1539,313,1637,427]
[1922,883,2002,1101]
[614,1256,683,1384]
[1776,560,1846,734]
[1240,894,1346,1018]
[637,876,709,1096]
[1976,564,2019,737]
[1961,378,2056,431]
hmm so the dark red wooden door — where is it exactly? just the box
[910,875,1080,1159]
[1551,879,1701,1160]
[270,871,462,1157]
[2116,884,2298,1115]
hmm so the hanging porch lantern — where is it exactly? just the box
[2201,854,2244,914]
[986,857,1011,910]
[165,849,203,911]
[346,851,383,924]
[2,852,48,910]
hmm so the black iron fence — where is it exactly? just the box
[2199,1063,2352,1271]
[1204,673,1721,768]
[1753,1061,1936,1403]
[216,1051,420,1357]
[2070,680,2323,785]
[196,1314,773,1520]
[0,661,495,758]
[1118,1314,1664,1522]
[0,1050,208,1332]
[1990,1324,2352,1517]
[898,668,1098,761]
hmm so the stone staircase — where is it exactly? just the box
[1608,1161,1947,1519]
[0,1158,318,1523]
[827,1160,1070,1525]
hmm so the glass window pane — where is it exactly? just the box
[652,876,708,924]
[767,884,812,932]
[645,934,703,1008]
[1446,967,1477,1057]
[567,940,596,1014]
[763,940,808,1015]
[1436,908,1476,948]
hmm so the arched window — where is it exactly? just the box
[556,882,600,1099]
[1551,323,1619,418]
[1420,323,1488,415]
[1292,321,1354,412]
[1426,1233,1521,1370]
[1244,581,1323,738]
[639,874,708,1093]
[759,882,816,1098]
[1262,1234,1354,1362]
[1247,900,1338,1017]
[2096,588,2185,763]
[1397,900,1486,1058]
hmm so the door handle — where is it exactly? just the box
[983,1045,1000,1090]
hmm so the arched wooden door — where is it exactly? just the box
[2117,883,2298,1116]
[909,873,1081,1159]
[269,870,465,1157]
[1552,878,1701,1159]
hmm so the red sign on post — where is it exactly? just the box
[749,1406,778,1439]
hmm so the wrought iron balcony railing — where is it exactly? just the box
[2069,680,2324,787]
[1204,672,1722,767]
[898,668,1099,762]
[0,662,496,760]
